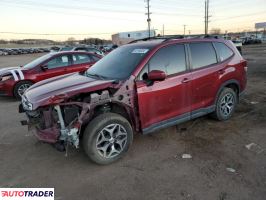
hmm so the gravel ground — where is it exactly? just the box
[0,45,265,200]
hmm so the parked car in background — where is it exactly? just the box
[0,50,8,56]
[20,37,247,165]
[243,37,262,45]
[0,47,50,55]
[59,46,105,56]
[222,35,243,54]
[3,49,12,55]
[40,48,50,52]
[0,51,101,99]
[232,39,243,54]
[50,46,60,52]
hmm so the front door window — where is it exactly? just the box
[47,55,70,69]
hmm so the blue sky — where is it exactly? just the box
[0,0,265,40]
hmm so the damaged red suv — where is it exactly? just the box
[20,37,247,165]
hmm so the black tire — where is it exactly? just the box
[13,81,33,100]
[212,87,237,121]
[83,113,133,165]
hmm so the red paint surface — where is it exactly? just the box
[0,52,101,97]
[24,38,247,138]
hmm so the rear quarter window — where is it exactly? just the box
[213,42,234,62]
[189,42,217,69]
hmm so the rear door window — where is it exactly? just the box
[189,42,217,69]
[72,54,92,64]
[213,42,234,62]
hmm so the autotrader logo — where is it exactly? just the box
[0,188,54,200]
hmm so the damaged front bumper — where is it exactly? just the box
[19,102,90,148]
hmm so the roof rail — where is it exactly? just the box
[204,35,221,39]
[128,36,162,44]
[192,34,221,39]
[129,35,184,44]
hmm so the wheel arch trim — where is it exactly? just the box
[215,79,240,104]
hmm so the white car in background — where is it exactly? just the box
[0,51,8,56]
[223,36,243,54]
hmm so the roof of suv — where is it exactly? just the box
[127,37,230,50]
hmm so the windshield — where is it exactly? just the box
[23,53,53,69]
[86,45,150,80]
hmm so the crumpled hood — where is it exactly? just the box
[24,73,115,109]
[0,66,26,81]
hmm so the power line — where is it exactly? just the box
[154,12,201,17]
[0,0,143,14]
[212,11,266,21]
[0,31,113,36]
[0,0,202,18]
[0,1,141,22]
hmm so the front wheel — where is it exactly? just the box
[83,113,133,165]
[13,81,33,100]
[212,87,237,121]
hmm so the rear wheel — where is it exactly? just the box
[212,87,237,121]
[14,81,33,100]
[83,113,133,165]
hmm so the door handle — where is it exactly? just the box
[181,78,190,83]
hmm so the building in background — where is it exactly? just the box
[112,30,156,46]
[255,22,266,41]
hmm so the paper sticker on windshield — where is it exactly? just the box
[132,49,149,54]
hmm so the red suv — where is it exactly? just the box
[0,51,101,99]
[20,37,247,165]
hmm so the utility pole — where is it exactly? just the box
[206,0,209,34]
[204,0,211,35]
[145,0,152,38]
[204,0,207,35]
[162,24,165,36]
[183,25,187,36]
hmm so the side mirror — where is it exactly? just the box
[148,70,166,81]
[41,64,48,70]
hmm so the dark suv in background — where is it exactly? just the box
[20,36,247,165]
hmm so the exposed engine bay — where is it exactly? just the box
[20,77,139,152]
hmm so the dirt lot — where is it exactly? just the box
[0,45,266,200]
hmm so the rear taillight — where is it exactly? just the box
[240,59,248,72]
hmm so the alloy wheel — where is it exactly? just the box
[96,123,128,159]
[17,84,31,97]
[220,93,235,117]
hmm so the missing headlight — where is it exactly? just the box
[63,105,80,126]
